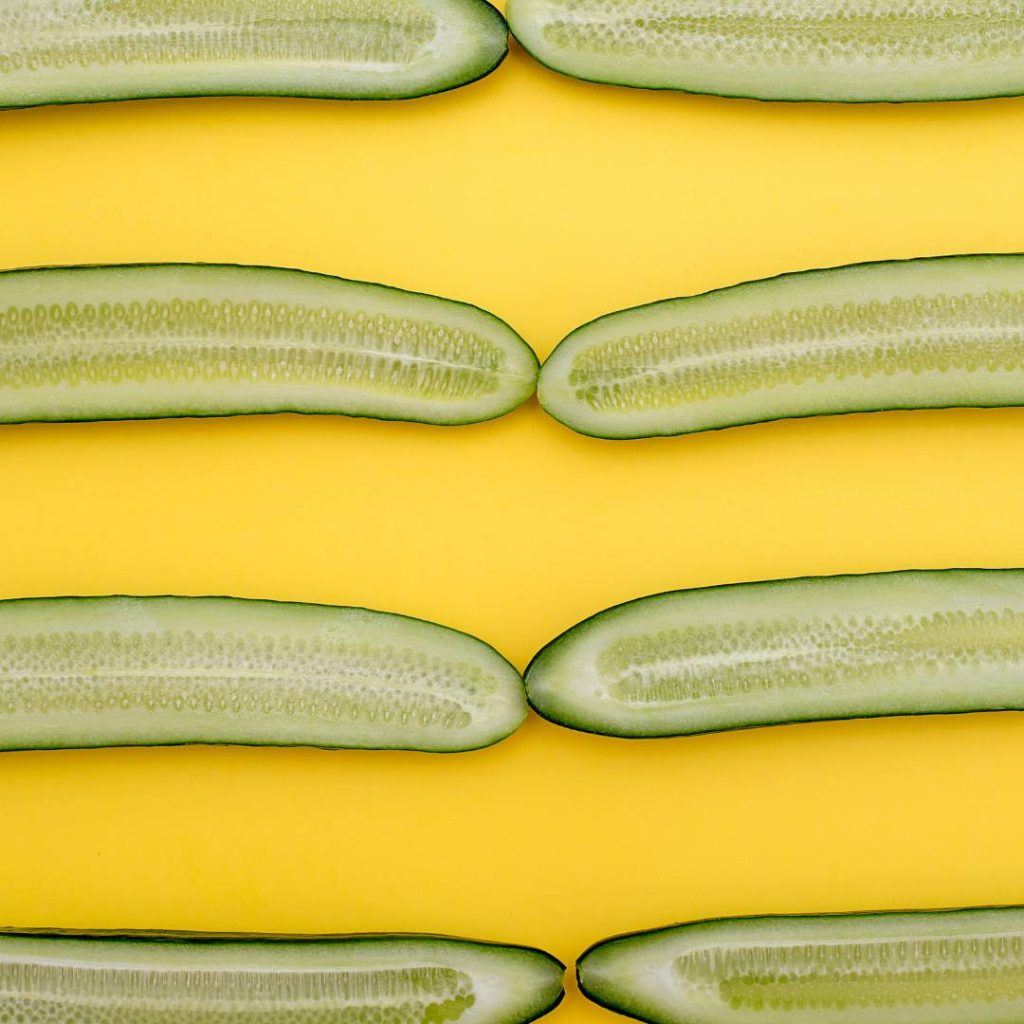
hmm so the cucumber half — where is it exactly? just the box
[0,264,537,426]
[0,596,526,751]
[577,908,1024,1024]
[525,569,1024,738]
[506,0,1024,103]
[538,254,1024,438]
[0,931,565,1024]
[0,0,507,107]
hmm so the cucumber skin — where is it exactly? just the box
[538,253,1024,440]
[0,594,526,754]
[0,0,508,109]
[0,931,565,1024]
[0,262,538,428]
[576,907,1024,1024]
[525,568,1024,739]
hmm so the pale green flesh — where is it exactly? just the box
[0,0,507,106]
[0,934,564,1024]
[525,569,1024,737]
[506,0,1024,101]
[0,265,537,425]
[538,256,1024,438]
[578,908,1024,1024]
[0,596,527,751]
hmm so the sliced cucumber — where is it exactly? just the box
[0,0,507,107]
[506,0,1024,102]
[0,264,536,426]
[578,907,1024,1024]
[525,569,1024,738]
[538,254,1024,438]
[0,931,564,1024]
[0,595,526,751]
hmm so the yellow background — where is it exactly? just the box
[4,13,1024,1021]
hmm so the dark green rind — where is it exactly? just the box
[576,907,1024,1024]
[538,252,1024,440]
[0,262,537,427]
[525,568,1024,739]
[0,594,526,753]
[0,0,508,109]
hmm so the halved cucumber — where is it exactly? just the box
[506,0,1024,103]
[578,907,1024,1024]
[0,931,565,1024]
[0,0,507,107]
[538,254,1024,438]
[0,264,537,426]
[0,595,526,751]
[526,569,1024,738]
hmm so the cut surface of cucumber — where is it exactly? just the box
[526,569,1024,738]
[0,0,507,107]
[578,908,1024,1024]
[506,0,1024,102]
[0,931,564,1024]
[0,264,537,425]
[0,596,526,751]
[538,254,1024,438]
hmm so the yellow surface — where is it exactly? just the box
[5,18,1024,1022]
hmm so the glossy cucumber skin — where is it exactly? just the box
[506,0,1024,103]
[577,908,1024,1024]
[525,569,1024,738]
[0,263,537,426]
[0,595,527,752]
[538,254,1024,439]
[0,0,508,107]
[0,931,565,1024]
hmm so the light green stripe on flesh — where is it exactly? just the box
[507,0,1024,101]
[538,255,1024,438]
[578,908,1024,1024]
[525,569,1024,737]
[0,264,537,425]
[0,0,508,105]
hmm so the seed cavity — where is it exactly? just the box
[0,0,439,76]
[598,607,1024,705]
[567,289,1024,413]
[535,0,1024,67]
[0,962,475,1023]
[675,934,1024,1011]
[0,296,507,403]
[0,630,501,731]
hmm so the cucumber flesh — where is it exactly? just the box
[578,908,1024,1024]
[0,264,537,426]
[0,0,507,107]
[538,254,1024,438]
[525,569,1024,738]
[0,932,565,1024]
[506,0,1024,102]
[0,596,526,751]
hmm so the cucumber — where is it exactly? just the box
[506,0,1024,103]
[0,264,537,426]
[0,0,507,107]
[0,595,527,751]
[577,907,1024,1024]
[0,931,565,1024]
[538,254,1024,438]
[525,569,1024,738]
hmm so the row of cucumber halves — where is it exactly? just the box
[10,568,1024,751]
[7,255,1024,438]
[8,906,1024,1024]
[5,0,1024,107]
